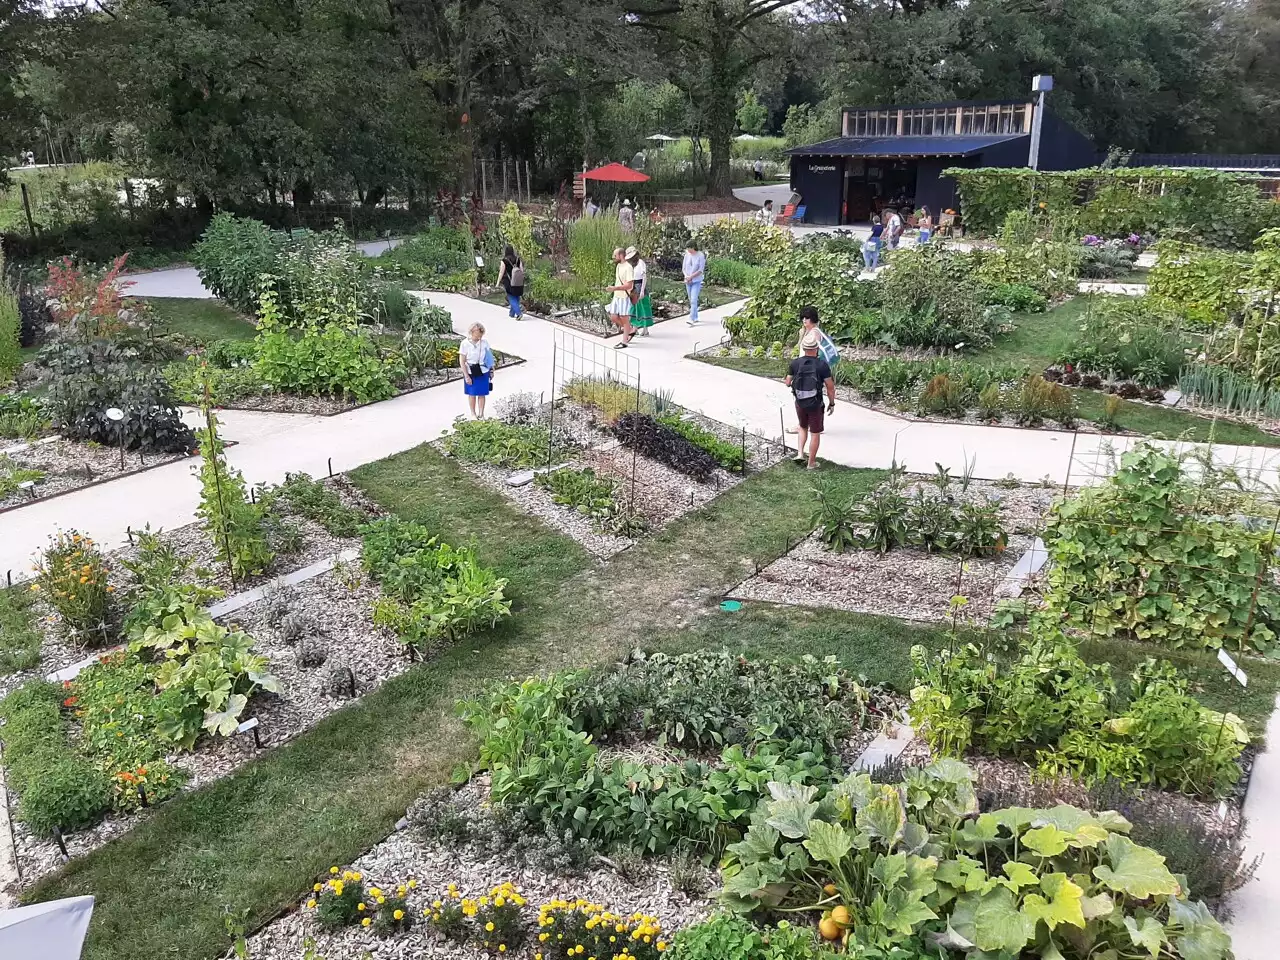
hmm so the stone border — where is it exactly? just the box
[0,742,17,909]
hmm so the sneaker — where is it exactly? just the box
[685,319,699,326]
[793,453,807,464]
[806,463,820,470]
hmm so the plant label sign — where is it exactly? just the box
[1217,648,1248,687]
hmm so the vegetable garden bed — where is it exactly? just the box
[730,477,1055,626]
[437,392,784,559]
[1,475,514,888]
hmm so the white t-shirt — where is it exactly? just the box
[633,259,647,296]
[459,338,492,373]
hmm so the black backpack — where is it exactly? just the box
[792,356,822,404]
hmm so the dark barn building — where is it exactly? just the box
[787,100,1095,226]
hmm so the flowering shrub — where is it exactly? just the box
[44,254,133,339]
[536,900,668,960]
[693,218,792,267]
[34,530,116,646]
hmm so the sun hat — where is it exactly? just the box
[801,331,820,350]
[622,199,631,207]
[624,246,638,259]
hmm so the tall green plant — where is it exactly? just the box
[498,201,539,265]
[195,388,274,580]
[0,285,20,382]
[191,213,284,312]
[568,216,626,286]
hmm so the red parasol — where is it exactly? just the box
[581,162,650,183]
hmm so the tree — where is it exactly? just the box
[0,0,42,184]
[628,0,801,195]
[736,89,768,134]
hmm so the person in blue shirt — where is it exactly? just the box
[863,222,884,272]
[682,240,707,326]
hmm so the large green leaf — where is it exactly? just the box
[728,824,781,864]
[1123,915,1166,958]
[1030,805,1115,847]
[766,796,820,840]
[1022,824,1070,857]
[803,820,853,866]
[881,888,938,936]
[1169,899,1233,960]
[1021,873,1085,931]
[861,788,906,847]
[834,772,876,809]
[1000,861,1039,891]
[950,888,1037,954]
[872,852,908,890]
[1093,835,1181,899]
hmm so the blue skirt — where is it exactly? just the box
[464,372,492,396]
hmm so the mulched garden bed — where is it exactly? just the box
[442,401,785,560]
[729,479,1058,626]
[216,355,524,417]
[1,479,440,887]
[232,777,715,960]
[0,437,194,512]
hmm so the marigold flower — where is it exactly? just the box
[393,909,404,921]
[361,917,371,927]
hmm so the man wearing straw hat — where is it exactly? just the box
[785,330,836,469]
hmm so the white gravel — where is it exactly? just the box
[0,439,191,511]
[233,780,714,960]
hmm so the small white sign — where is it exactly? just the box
[1217,648,1248,687]
[236,717,259,733]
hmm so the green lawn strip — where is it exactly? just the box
[972,296,1093,370]
[0,586,42,673]
[27,450,880,960]
[694,352,1280,447]
[139,297,257,343]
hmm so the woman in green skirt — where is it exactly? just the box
[627,246,655,336]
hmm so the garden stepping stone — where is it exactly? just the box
[993,537,1048,599]
[853,721,915,772]
[506,463,570,487]
[1163,388,1182,407]
[46,548,361,684]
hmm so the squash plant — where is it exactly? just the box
[720,762,1232,960]
[131,604,279,748]
[1043,444,1280,655]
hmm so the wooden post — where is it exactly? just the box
[526,160,532,202]
[19,183,36,237]
[515,159,522,202]
[480,159,488,209]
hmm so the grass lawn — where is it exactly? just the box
[975,296,1092,370]
[694,349,1280,448]
[27,450,884,960]
[141,297,256,343]
[0,586,41,673]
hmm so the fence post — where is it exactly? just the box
[20,183,37,238]
[526,161,532,203]
[514,159,521,203]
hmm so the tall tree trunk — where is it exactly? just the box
[704,29,737,197]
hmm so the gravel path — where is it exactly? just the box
[0,439,191,510]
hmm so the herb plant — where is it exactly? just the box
[613,412,718,481]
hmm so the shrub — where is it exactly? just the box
[728,248,879,345]
[1058,297,1188,386]
[693,218,792,266]
[40,339,197,454]
[253,280,396,403]
[538,900,665,959]
[877,246,998,348]
[195,408,274,579]
[0,285,20,382]
[260,472,368,538]
[984,282,1048,312]
[374,228,473,286]
[534,467,642,536]
[975,241,1082,301]
[977,382,1003,419]
[374,282,414,327]
[1147,240,1250,328]
[704,257,763,291]
[563,376,654,422]
[190,213,284,312]
[35,530,115,646]
[498,200,539,265]
[17,754,114,835]
[1079,242,1138,279]
[1014,375,1076,427]
[917,373,964,417]
[1044,444,1280,654]
[613,412,718,481]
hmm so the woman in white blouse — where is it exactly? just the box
[459,321,495,418]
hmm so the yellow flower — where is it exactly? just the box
[499,946,507,954]
[313,883,322,892]
[361,917,371,927]
[433,900,443,908]
[330,867,340,875]
[657,942,667,952]
[495,896,506,907]
[376,896,385,904]
[407,879,417,889]
[352,872,362,881]
[306,899,316,909]
[369,887,383,898]
[393,909,404,921]
[486,922,496,932]
[357,903,366,912]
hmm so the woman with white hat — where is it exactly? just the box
[605,247,636,347]
[627,246,654,337]
[618,199,635,234]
